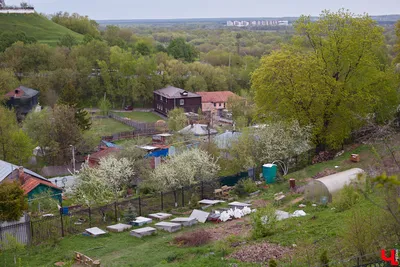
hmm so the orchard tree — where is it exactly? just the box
[73,162,113,208]
[150,148,219,194]
[252,9,399,149]
[96,156,134,202]
[229,121,312,172]
[394,20,400,63]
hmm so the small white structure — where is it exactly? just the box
[228,201,252,209]
[106,223,132,233]
[131,216,152,226]
[155,222,181,233]
[130,227,156,238]
[170,217,197,227]
[85,227,107,237]
[148,212,172,221]
[189,209,210,223]
[304,168,364,203]
[198,199,225,205]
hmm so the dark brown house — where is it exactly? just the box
[154,86,202,117]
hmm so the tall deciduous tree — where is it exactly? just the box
[0,106,34,165]
[252,10,399,149]
[167,108,187,131]
[167,38,198,62]
[23,105,82,165]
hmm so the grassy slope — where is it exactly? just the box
[113,111,164,123]
[0,13,83,45]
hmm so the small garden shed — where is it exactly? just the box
[304,168,364,203]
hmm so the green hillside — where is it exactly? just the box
[0,13,83,46]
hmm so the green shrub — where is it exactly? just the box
[320,250,329,267]
[251,205,277,239]
[234,178,258,197]
[269,258,278,267]
[333,184,360,212]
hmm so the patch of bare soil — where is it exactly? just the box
[228,242,291,263]
[252,199,269,208]
[205,218,251,241]
[312,168,337,179]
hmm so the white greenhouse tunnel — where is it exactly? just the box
[304,168,365,203]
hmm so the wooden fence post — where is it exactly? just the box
[114,202,118,222]
[201,182,204,199]
[89,207,92,228]
[138,196,142,216]
[59,208,64,237]
[161,192,163,211]
[181,187,184,207]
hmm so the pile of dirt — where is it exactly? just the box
[312,151,336,164]
[312,168,337,179]
[205,219,251,241]
[229,242,291,263]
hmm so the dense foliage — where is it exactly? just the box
[252,10,399,149]
[0,182,27,222]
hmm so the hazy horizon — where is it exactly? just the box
[6,0,400,20]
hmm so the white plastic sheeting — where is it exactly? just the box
[304,168,364,203]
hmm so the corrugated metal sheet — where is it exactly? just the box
[0,159,45,182]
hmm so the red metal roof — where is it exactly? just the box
[196,91,241,103]
[21,175,62,195]
[86,147,120,167]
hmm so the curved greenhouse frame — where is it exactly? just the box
[304,168,364,203]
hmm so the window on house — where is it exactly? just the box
[213,103,216,107]
[180,99,184,106]
[159,95,162,100]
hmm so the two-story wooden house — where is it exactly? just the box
[153,86,202,117]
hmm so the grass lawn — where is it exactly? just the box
[113,111,164,123]
[0,222,245,267]
[88,118,133,138]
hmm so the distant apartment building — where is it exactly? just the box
[227,19,289,27]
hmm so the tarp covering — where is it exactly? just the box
[304,168,364,203]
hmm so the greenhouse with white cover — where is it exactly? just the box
[304,168,365,203]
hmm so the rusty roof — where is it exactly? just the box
[5,86,39,99]
[196,91,240,103]
[21,175,62,195]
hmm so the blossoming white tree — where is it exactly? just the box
[73,156,134,207]
[150,149,220,205]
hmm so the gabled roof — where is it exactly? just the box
[154,86,200,99]
[196,91,240,103]
[214,131,242,149]
[86,147,120,166]
[21,176,62,195]
[0,159,45,183]
[5,86,39,99]
[178,124,218,136]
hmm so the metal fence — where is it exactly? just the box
[0,178,219,246]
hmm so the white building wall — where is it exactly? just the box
[0,9,35,14]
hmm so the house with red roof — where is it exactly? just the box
[0,160,62,203]
[196,91,241,116]
[85,147,120,167]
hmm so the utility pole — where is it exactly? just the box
[70,145,75,173]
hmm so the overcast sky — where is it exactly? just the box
[6,0,400,20]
